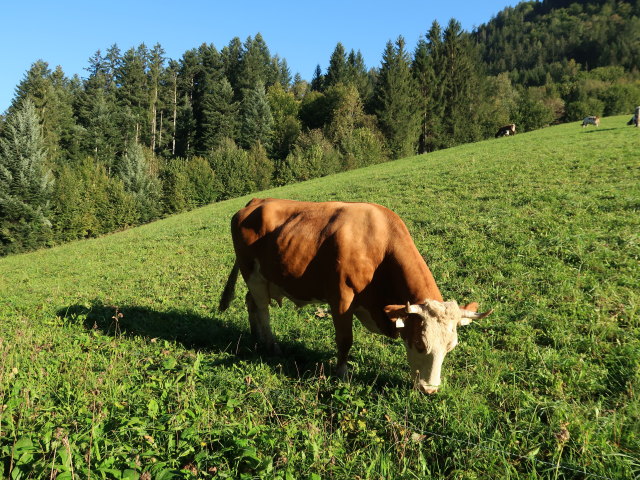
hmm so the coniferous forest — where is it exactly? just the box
[1,0,639,256]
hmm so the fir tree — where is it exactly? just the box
[325,43,348,88]
[373,37,420,159]
[114,142,161,222]
[239,82,273,149]
[413,21,446,152]
[0,100,53,254]
[441,19,483,146]
[311,65,324,91]
[200,77,238,152]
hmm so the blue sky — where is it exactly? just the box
[1,0,520,114]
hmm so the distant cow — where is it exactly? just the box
[495,124,516,138]
[219,198,492,394]
[582,116,600,127]
[627,106,640,127]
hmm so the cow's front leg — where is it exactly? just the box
[331,313,353,379]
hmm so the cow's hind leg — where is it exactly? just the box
[245,275,281,355]
[331,313,353,380]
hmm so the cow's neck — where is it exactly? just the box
[391,245,444,304]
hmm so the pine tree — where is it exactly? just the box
[373,37,421,159]
[12,61,77,164]
[238,34,275,92]
[115,46,149,147]
[76,54,120,170]
[441,19,483,146]
[325,43,348,88]
[239,82,273,149]
[0,99,53,254]
[413,21,447,152]
[221,37,243,95]
[114,142,161,222]
[311,65,324,92]
[147,43,166,154]
[346,50,374,106]
[200,77,238,152]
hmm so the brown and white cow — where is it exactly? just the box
[495,124,516,138]
[582,116,600,127]
[219,198,491,394]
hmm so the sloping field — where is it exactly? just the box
[1,117,638,479]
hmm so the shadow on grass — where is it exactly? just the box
[56,302,407,390]
[581,127,618,133]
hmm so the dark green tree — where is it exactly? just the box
[0,100,53,254]
[11,61,78,164]
[325,43,348,88]
[239,81,273,149]
[413,21,447,153]
[440,19,484,146]
[200,77,238,153]
[310,65,324,92]
[114,142,161,222]
[373,37,420,159]
[238,34,276,92]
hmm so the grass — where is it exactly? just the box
[1,117,638,479]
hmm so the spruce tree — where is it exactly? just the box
[346,50,374,106]
[413,21,446,152]
[238,34,275,92]
[200,77,238,152]
[310,65,324,92]
[12,61,77,164]
[325,43,348,88]
[373,37,420,159]
[239,82,273,150]
[0,100,53,254]
[114,142,161,222]
[441,19,483,146]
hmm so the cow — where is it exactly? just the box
[582,116,600,128]
[627,107,640,127]
[495,124,516,138]
[218,198,492,394]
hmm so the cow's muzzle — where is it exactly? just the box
[416,380,439,395]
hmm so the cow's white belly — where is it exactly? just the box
[247,261,322,308]
[354,307,382,334]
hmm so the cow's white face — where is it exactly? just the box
[385,300,490,394]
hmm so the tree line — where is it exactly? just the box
[2,1,640,256]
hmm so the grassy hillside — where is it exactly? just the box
[1,117,638,479]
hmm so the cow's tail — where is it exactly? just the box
[218,260,240,312]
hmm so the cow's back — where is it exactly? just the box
[230,198,441,312]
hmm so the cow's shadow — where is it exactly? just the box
[581,127,618,133]
[56,302,407,390]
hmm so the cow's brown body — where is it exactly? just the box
[220,198,489,393]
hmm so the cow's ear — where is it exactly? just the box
[384,305,409,324]
[384,305,409,328]
[460,302,479,313]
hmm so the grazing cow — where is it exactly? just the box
[219,198,492,394]
[495,124,516,138]
[582,116,600,128]
[627,106,640,127]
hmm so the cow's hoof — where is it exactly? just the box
[336,363,349,380]
[270,342,282,356]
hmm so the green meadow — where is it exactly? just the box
[1,117,638,479]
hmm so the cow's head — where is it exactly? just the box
[384,300,492,394]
